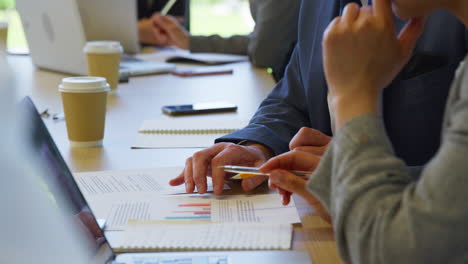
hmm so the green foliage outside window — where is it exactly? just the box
[1,0,253,49]
[191,0,253,37]
[0,0,14,10]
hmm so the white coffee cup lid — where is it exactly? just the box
[83,41,123,54]
[59,76,110,93]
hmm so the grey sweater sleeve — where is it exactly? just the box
[307,110,468,263]
[189,0,300,68]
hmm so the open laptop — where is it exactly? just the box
[21,96,311,264]
[16,0,175,76]
[77,0,140,54]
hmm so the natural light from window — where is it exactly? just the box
[0,0,254,50]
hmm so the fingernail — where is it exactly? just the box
[268,181,275,190]
[246,179,257,190]
[186,182,193,192]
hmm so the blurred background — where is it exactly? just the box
[0,0,254,50]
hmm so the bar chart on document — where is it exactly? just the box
[95,197,214,229]
[89,194,300,230]
[165,202,212,221]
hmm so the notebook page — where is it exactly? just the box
[132,133,227,148]
[139,119,248,133]
[165,53,249,65]
[114,221,292,252]
[135,48,249,65]
[73,167,230,196]
[133,118,248,148]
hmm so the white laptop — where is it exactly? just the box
[16,0,175,76]
[77,0,140,54]
[20,96,312,264]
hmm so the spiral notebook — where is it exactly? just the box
[132,119,248,149]
[113,221,293,253]
[136,48,249,65]
[165,53,249,65]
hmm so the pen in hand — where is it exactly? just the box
[161,0,177,16]
[219,165,312,180]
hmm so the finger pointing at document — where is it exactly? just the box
[170,142,273,195]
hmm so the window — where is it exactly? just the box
[0,0,254,50]
[0,0,27,49]
[190,0,254,37]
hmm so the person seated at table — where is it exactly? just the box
[149,0,301,81]
[169,0,467,197]
[259,0,468,262]
[138,0,188,45]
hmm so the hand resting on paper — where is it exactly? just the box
[170,142,274,195]
[170,128,331,197]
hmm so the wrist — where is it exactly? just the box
[331,92,380,130]
[238,140,274,160]
[179,33,190,50]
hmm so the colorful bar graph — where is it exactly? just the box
[164,203,212,221]
[178,203,211,207]
[165,216,211,220]
[194,211,211,215]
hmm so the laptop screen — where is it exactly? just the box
[21,96,107,252]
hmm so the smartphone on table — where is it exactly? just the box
[162,102,238,116]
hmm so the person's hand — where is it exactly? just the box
[323,0,425,129]
[256,127,329,208]
[170,142,274,195]
[289,127,331,155]
[259,150,331,223]
[138,18,169,46]
[151,14,190,49]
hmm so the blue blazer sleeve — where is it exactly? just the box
[215,0,338,155]
[218,1,467,167]
[216,45,310,155]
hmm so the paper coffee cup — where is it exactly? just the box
[59,77,110,148]
[0,21,8,53]
[83,41,123,91]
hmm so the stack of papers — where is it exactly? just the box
[73,167,300,230]
[113,221,293,252]
[74,167,301,252]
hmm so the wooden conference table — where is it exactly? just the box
[8,54,343,264]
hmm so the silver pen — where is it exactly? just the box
[161,0,177,16]
[219,165,311,180]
